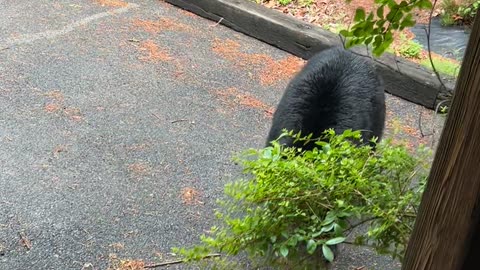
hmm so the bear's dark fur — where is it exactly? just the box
[266,47,386,150]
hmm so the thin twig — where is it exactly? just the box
[18,232,32,250]
[418,1,450,142]
[171,119,189,124]
[418,109,430,137]
[210,17,224,27]
[345,217,379,233]
[151,112,162,120]
[425,0,447,98]
[144,253,221,268]
[393,54,401,72]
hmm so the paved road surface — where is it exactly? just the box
[0,0,442,269]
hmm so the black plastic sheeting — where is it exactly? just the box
[410,18,471,61]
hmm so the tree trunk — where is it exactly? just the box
[402,13,480,270]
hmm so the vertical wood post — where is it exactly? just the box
[402,12,480,270]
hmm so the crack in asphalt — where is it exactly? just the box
[0,2,139,51]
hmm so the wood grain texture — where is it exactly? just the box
[402,14,480,270]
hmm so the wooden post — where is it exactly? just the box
[402,12,480,270]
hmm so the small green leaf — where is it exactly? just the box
[367,12,374,21]
[322,212,335,225]
[339,30,352,37]
[270,235,277,243]
[354,8,366,22]
[322,244,334,262]
[336,211,350,218]
[333,223,343,234]
[372,36,393,56]
[311,230,323,238]
[387,0,396,8]
[386,10,396,21]
[364,36,373,45]
[306,239,317,254]
[401,14,416,28]
[376,6,384,18]
[325,237,346,245]
[288,236,298,246]
[262,148,272,159]
[280,246,289,257]
[353,28,365,38]
[376,19,386,27]
[418,0,432,9]
[364,20,374,34]
[393,10,404,22]
[322,143,331,152]
[373,35,383,48]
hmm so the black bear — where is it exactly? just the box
[266,47,386,150]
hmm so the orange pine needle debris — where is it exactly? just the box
[44,103,61,113]
[132,18,192,33]
[138,40,171,62]
[181,187,202,205]
[213,87,275,118]
[212,38,304,86]
[127,162,151,176]
[118,259,145,270]
[259,55,304,86]
[95,0,128,8]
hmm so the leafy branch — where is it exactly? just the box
[340,0,432,56]
[173,130,432,268]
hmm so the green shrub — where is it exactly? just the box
[441,0,460,26]
[278,0,292,6]
[441,14,457,26]
[440,0,480,25]
[398,39,423,59]
[458,0,480,23]
[174,130,432,269]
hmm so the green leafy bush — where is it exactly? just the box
[441,0,480,25]
[278,0,292,6]
[458,0,480,23]
[441,0,460,26]
[340,0,432,56]
[174,130,432,269]
[398,39,423,58]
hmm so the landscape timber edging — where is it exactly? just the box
[164,0,456,109]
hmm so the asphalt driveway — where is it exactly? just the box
[0,0,442,269]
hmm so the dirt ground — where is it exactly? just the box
[258,0,439,25]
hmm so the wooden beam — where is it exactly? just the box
[164,0,456,109]
[402,13,480,270]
